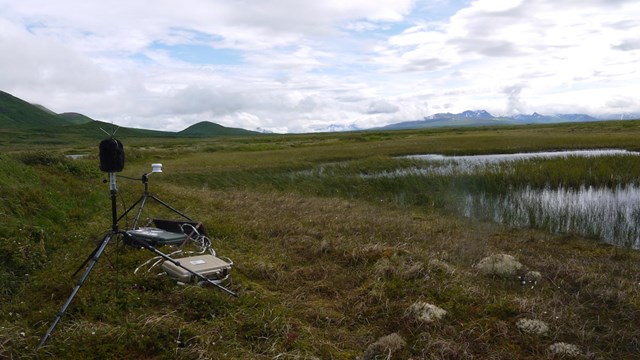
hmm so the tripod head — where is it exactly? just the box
[113,163,163,187]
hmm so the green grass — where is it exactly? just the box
[1,122,640,359]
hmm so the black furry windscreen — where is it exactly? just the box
[99,138,125,172]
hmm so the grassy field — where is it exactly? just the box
[1,122,640,359]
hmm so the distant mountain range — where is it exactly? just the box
[376,110,618,130]
[2,90,639,136]
[0,90,259,138]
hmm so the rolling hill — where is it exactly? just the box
[0,90,260,139]
[0,90,72,129]
[58,112,95,125]
[178,121,259,137]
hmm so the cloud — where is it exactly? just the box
[377,0,640,112]
[367,100,399,114]
[0,19,109,94]
[244,45,331,72]
[605,96,638,109]
[343,21,381,32]
[1,0,640,132]
[503,84,527,114]
[449,38,523,57]
[613,39,640,51]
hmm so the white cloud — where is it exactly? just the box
[0,0,639,132]
[373,0,640,116]
[367,100,400,114]
[0,19,109,94]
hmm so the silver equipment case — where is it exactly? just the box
[161,254,232,283]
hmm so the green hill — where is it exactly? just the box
[0,90,72,129]
[0,90,259,143]
[178,121,259,137]
[33,104,57,115]
[58,112,94,125]
[67,120,176,138]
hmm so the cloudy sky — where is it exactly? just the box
[1,0,639,133]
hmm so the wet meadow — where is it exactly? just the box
[1,121,640,358]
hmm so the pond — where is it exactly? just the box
[65,154,89,160]
[371,149,637,177]
[401,149,640,248]
[462,185,640,248]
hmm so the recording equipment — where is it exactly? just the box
[38,140,236,348]
[123,227,188,247]
[161,254,232,283]
[99,138,125,172]
[152,219,207,237]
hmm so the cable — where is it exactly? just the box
[133,224,218,274]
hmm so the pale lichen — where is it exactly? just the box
[361,333,406,360]
[548,342,581,357]
[516,318,549,336]
[523,271,542,283]
[476,254,523,277]
[407,302,447,323]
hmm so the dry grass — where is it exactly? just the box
[139,184,640,359]
[3,124,640,358]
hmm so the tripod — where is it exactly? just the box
[118,170,192,229]
[64,169,192,283]
[38,173,120,348]
[38,170,236,348]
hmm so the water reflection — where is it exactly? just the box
[407,149,637,163]
[463,185,640,248]
[366,149,639,178]
[393,149,640,247]
[65,154,88,160]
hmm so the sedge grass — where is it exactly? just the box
[1,122,640,358]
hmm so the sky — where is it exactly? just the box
[1,0,639,133]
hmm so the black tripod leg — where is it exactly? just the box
[38,232,115,348]
[131,195,149,229]
[71,232,112,277]
[149,195,193,221]
[116,195,145,224]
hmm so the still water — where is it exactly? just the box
[405,150,640,248]
[406,149,636,163]
[462,185,640,248]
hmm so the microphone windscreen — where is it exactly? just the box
[99,138,125,172]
